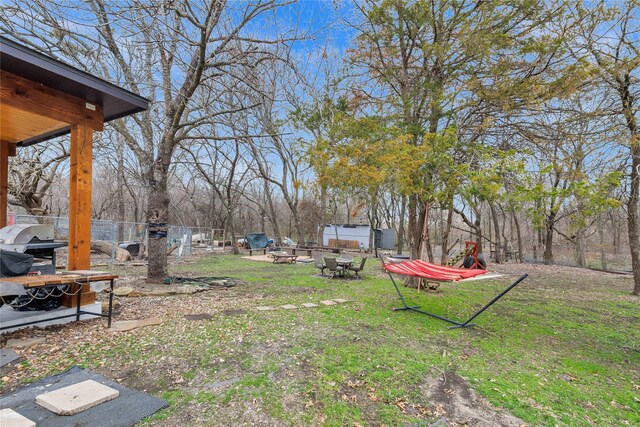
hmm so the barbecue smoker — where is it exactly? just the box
[0,224,66,277]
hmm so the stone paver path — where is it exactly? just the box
[256,299,350,311]
[5,337,45,350]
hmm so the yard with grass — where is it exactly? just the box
[1,254,638,426]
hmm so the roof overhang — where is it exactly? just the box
[0,36,149,146]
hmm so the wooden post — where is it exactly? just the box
[68,124,93,270]
[0,140,8,228]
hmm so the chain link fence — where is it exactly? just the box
[10,215,194,263]
[190,227,232,251]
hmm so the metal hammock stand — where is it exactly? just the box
[382,256,528,329]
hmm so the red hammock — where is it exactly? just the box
[383,259,487,281]
[381,256,528,329]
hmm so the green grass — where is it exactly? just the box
[165,254,639,426]
[5,253,639,426]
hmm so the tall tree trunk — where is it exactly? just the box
[489,201,502,263]
[225,209,240,255]
[424,214,434,262]
[318,184,327,247]
[146,162,170,282]
[616,65,640,294]
[576,228,585,267]
[543,213,556,264]
[419,203,431,261]
[628,141,640,295]
[512,210,523,263]
[264,180,282,246]
[440,207,453,265]
[397,195,406,255]
[599,217,607,271]
[368,199,380,256]
[610,211,621,254]
[209,185,217,229]
[408,195,420,259]
[116,134,125,242]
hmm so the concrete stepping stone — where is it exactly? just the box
[301,303,319,308]
[333,299,349,303]
[109,317,161,332]
[0,409,35,427]
[0,348,20,368]
[35,379,119,415]
[256,306,276,311]
[5,337,45,350]
[320,300,337,306]
[281,304,297,309]
[113,286,133,296]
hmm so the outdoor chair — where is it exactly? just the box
[348,257,367,277]
[313,253,326,276]
[324,257,344,278]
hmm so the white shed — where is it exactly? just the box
[322,224,371,249]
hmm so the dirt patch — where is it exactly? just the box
[420,371,524,427]
[109,367,169,395]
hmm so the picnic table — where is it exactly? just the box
[270,252,299,264]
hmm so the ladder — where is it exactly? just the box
[446,248,468,266]
[446,241,480,268]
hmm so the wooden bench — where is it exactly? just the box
[287,246,343,255]
[281,247,312,257]
[248,248,267,256]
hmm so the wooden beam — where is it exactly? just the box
[67,124,93,270]
[0,70,104,132]
[0,141,8,228]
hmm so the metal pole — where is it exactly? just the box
[449,273,529,329]
[111,221,117,263]
[76,284,82,321]
[108,278,114,328]
[387,271,411,308]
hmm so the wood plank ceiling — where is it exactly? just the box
[0,103,69,143]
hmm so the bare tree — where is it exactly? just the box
[8,142,68,216]
[2,0,296,280]
[244,58,311,243]
[568,1,640,294]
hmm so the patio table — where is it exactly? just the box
[335,258,353,276]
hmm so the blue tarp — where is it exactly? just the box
[246,232,269,249]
